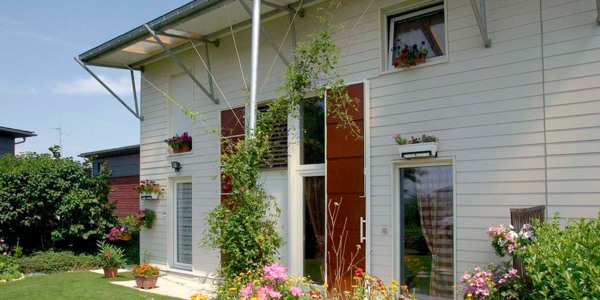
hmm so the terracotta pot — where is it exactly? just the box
[103,267,118,279]
[172,144,190,153]
[417,55,427,64]
[134,275,159,289]
[120,232,132,241]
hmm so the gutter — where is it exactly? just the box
[14,137,27,145]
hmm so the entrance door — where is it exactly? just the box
[326,83,365,290]
[174,181,192,270]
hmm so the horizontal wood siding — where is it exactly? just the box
[542,0,600,218]
[108,175,140,218]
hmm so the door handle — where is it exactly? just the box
[360,217,367,243]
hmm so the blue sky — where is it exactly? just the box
[1,1,189,158]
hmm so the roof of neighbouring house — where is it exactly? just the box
[77,0,314,69]
[0,126,37,138]
[79,145,140,159]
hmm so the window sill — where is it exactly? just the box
[166,149,194,157]
[379,56,448,76]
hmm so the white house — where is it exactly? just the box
[78,0,600,298]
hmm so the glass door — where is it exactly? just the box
[174,181,192,270]
[399,165,453,299]
[303,176,326,283]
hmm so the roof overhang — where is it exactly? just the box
[77,0,313,70]
[79,144,140,159]
[0,126,37,139]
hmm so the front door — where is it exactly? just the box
[174,181,192,270]
[326,83,366,290]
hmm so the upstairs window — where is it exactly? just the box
[388,4,445,69]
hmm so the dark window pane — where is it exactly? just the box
[391,8,446,66]
[301,97,325,165]
[303,176,325,283]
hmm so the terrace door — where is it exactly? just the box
[326,83,365,290]
[174,181,193,270]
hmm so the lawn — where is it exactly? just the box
[0,271,181,300]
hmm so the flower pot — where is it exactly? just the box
[417,55,427,64]
[134,275,159,289]
[172,144,190,153]
[398,142,438,159]
[151,192,159,199]
[120,232,132,241]
[103,267,119,279]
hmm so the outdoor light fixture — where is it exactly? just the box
[171,161,182,172]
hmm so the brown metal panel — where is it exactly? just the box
[326,82,365,292]
[221,107,245,137]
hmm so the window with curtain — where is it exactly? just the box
[388,4,446,69]
[399,165,453,299]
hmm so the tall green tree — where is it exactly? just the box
[0,146,116,252]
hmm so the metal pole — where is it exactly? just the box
[130,69,139,115]
[249,0,261,137]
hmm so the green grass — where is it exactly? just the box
[0,271,180,300]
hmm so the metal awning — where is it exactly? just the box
[76,0,313,119]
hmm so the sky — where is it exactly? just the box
[0,0,189,158]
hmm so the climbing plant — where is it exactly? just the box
[202,2,360,291]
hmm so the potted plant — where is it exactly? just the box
[391,41,429,69]
[97,241,125,279]
[164,131,192,153]
[135,179,164,200]
[140,208,157,229]
[131,264,160,289]
[394,134,438,159]
[106,215,138,241]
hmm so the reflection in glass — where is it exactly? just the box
[392,8,446,59]
[400,166,453,299]
[300,97,324,165]
[303,176,325,283]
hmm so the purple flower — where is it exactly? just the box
[290,286,302,296]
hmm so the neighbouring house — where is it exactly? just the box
[80,145,140,217]
[77,0,600,298]
[0,126,36,156]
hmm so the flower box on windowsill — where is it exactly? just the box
[398,142,438,159]
[140,192,161,200]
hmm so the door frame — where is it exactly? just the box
[390,157,456,286]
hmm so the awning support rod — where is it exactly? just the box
[239,0,289,66]
[205,43,215,99]
[248,0,261,137]
[74,57,143,120]
[597,0,599,24]
[470,0,491,48]
[144,24,219,104]
[130,69,139,115]
[262,0,295,13]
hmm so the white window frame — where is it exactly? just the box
[390,158,456,293]
[381,1,448,72]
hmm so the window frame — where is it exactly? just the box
[391,158,456,293]
[381,1,448,72]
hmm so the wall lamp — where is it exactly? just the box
[171,161,182,172]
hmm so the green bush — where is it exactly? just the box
[0,146,116,252]
[19,251,102,274]
[524,213,600,299]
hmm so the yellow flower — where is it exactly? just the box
[229,287,237,291]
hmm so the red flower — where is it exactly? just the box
[354,267,364,278]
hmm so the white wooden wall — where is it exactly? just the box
[137,0,600,283]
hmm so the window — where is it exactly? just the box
[174,181,192,269]
[399,164,453,299]
[300,97,325,165]
[388,4,446,69]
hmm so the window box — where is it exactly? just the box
[398,142,438,159]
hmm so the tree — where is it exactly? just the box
[0,146,116,252]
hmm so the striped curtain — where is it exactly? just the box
[416,166,453,299]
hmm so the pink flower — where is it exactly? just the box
[290,286,302,296]
[0,239,4,243]
[263,263,288,283]
[240,283,253,300]
[2,252,6,256]
[104,252,110,257]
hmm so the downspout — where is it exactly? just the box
[14,137,27,145]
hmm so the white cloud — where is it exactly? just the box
[52,76,136,96]
[0,84,36,94]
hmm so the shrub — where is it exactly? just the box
[0,238,23,281]
[523,214,600,299]
[0,146,116,252]
[19,251,101,274]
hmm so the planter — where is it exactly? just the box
[140,192,160,200]
[172,144,191,153]
[392,56,427,69]
[398,142,438,159]
[120,232,132,241]
[134,275,159,289]
[103,267,119,279]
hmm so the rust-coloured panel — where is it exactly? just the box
[326,83,365,291]
[327,158,364,194]
[326,120,364,159]
[221,107,245,137]
[327,83,364,124]
[107,175,140,217]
